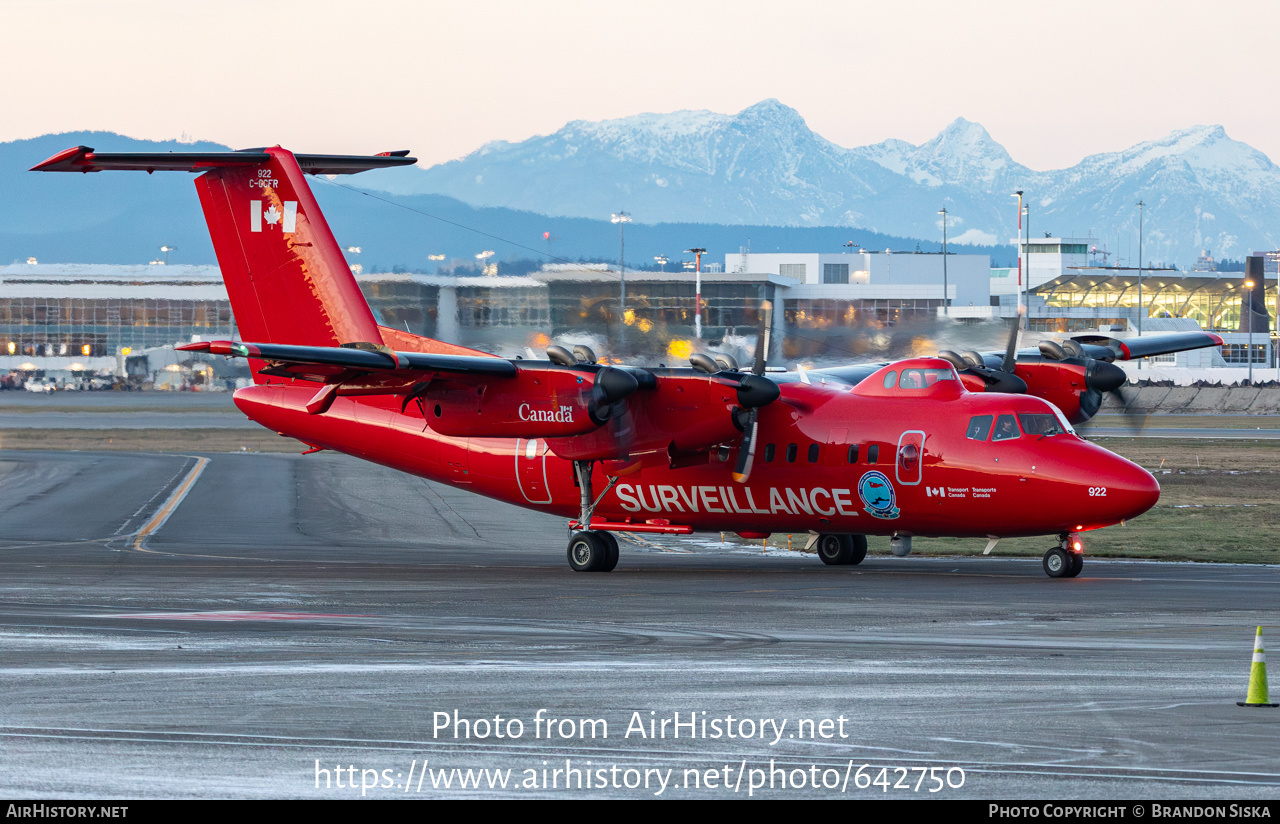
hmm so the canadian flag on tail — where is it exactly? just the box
[250,200,298,233]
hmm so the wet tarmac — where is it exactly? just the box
[0,450,1277,799]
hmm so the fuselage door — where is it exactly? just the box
[515,437,553,504]
[896,430,926,486]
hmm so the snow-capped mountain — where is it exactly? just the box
[362,102,1280,264]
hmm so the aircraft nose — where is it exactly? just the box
[1107,456,1160,520]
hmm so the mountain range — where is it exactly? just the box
[359,99,1280,265]
[0,132,1005,270]
[6,103,1279,269]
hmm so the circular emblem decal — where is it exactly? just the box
[858,470,900,520]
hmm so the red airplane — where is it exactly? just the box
[32,145,1224,578]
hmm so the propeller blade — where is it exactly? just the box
[1108,386,1149,433]
[753,300,773,376]
[732,407,759,483]
[1001,311,1022,373]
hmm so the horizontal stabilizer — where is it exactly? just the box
[178,340,516,377]
[30,146,416,175]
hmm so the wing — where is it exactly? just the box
[181,340,748,458]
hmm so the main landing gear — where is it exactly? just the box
[567,530,619,572]
[566,460,621,573]
[1043,533,1084,579]
[816,533,868,566]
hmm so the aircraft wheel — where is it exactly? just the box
[1043,547,1072,578]
[1066,551,1083,578]
[599,532,620,572]
[848,535,868,565]
[817,533,853,566]
[567,531,612,572]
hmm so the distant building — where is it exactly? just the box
[0,264,233,373]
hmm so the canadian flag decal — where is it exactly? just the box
[250,200,298,233]
[926,486,945,497]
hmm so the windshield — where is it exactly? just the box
[1018,413,1066,437]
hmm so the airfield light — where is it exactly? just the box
[428,254,446,261]
[346,246,362,254]
[121,347,132,356]
[25,257,37,265]
[6,342,13,355]
[81,345,91,356]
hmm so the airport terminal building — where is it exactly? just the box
[2,247,1273,380]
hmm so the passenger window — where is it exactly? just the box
[883,370,898,388]
[991,414,1020,441]
[847,444,859,464]
[764,443,775,463]
[808,444,819,463]
[786,443,798,463]
[867,444,879,464]
[966,415,993,441]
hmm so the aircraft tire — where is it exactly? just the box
[599,532,620,572]
[1066,552,1083,578]
[848,535,868,565]
[1043,547,1072,578]
[567,531,611,572]
[817,534,854,566]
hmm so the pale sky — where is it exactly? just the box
[6,0,1280,171]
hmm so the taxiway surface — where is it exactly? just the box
[0,450,1276,799]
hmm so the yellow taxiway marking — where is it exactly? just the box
[131,456,209,553]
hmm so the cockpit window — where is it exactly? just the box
[897,368,955,389]
[883,370,898,388]
[966,415,993,441]
[1018,413,1065,437]
[991,414,1020,441]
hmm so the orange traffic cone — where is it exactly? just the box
[1237,627,1278,707]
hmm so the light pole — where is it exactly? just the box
[611,212,631,315]
[1012,191,1024,328]
[475,249,495,276]
[938,207,949,317]
[685,247,705,339]
[1246,278,1256,385]
[1136,200,1145,335]
[654,254,668,272]
[159,245,177,265]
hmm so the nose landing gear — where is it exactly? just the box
[1044,533,1084,578]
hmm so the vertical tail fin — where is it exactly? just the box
[196,148,379,347]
